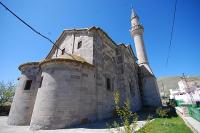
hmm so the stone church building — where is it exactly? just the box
[8,10,161,130]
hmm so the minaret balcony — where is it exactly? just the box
[132,24,144,31]
[131,25,144,36]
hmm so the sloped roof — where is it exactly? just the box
[58,54,87,63]
[118,43,137,60]
[18,62,39,71]
[45,26,137,61]
[40,54,93,67]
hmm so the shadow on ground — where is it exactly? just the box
[70,107,160,129]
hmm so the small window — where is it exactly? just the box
[61,48,65,55]
[77,41,82,49]
[24,80,32,90]
[129,82,132,93]
[39,76,43,88]
[106,78,111,90]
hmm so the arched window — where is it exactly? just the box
[77,41,82,49]
[106,78,111,90]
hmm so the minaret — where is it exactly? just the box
[130,9,162,107]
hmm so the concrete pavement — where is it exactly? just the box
[176,107,200,133]
[0,116,148,133]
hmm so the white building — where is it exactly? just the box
[170,79,200,105]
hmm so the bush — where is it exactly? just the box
[156,107,169,118]
[108,90,138,133]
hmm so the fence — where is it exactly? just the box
[175,100,185,106]
[188,105,200,122]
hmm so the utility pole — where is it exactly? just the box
[181,73,189,90]
[161,81,167,104]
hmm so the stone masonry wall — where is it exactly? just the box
[122,47,142,111]
[30,62,96,130]
[93,32,142,120]
[8,64,40,125]
[93,33,116,120]
[139,64,161,107]
[51,31,94,64]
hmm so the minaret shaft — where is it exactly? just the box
[133,35,148,64]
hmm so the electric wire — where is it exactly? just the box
[0,1,74,59]
[165,0,178,67]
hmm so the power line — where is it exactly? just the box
[0,1,73,58]
[165,0,178,67]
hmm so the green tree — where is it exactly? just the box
[0,81,16,106]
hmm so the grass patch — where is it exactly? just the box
[137,116,192,133]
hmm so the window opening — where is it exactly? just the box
[61,48,65,55]
[77,41,82,49]
[24,80,32,90]
[106,78,111,90]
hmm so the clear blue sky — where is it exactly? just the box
[0,0,200,82]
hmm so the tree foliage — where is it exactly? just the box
[0,81,16,106]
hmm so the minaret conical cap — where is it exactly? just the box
[131,8,138,19]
